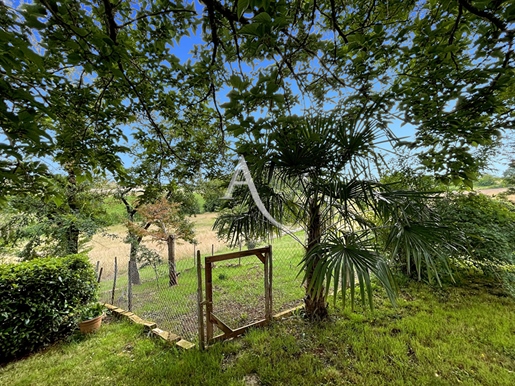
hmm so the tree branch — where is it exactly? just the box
[458,0,507,31]
[102,0,118,42]
[320,0,349,44]
[117,8,196,29]
[201,0,249,25]
[448,2,463,45]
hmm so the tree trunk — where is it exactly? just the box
[66,167,79,254]
[304,197,328,319]
[121,192,141,285]
[168,234,178,286]
[128,235,141,285]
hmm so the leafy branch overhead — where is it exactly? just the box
[202,0,515,185]
[2,0,514,192]
[1,0,224,195]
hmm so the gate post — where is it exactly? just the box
[264,247,271,321]
[267,244,273,320]
[205,259,214,342]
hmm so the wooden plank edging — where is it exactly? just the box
[272,305,304,320]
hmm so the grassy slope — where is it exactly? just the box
[1,275,514,386]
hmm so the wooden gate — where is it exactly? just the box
[196,246,272,348]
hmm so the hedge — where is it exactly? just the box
[434,193,515,271]
[0,254,98,362]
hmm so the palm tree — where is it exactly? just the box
[215,108,454,319]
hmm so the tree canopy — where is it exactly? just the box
[204,0,514,185]
[1,0,223,196]
[2,0,514,190]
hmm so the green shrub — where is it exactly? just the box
[102,196,129,225]
[0,254,98,362]
[434,193,515,289]
[475,173,500,187]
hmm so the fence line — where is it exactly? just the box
[98,235,305,341]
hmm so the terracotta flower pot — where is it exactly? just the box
[78,315,103,333]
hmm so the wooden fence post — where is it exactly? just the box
[205,258,213,342]
[264,246,271,321]
[268,244,273,319]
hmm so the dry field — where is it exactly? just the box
[476,187,515,201]
[87,212,228,280]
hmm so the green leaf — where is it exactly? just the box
[52,195,64,207]
[24,15,46,29]
[19,46,44,67]
[237,0,250,19]
[67,52,82,65]
[272,94,285,104]
[229,75,246,91]
[239,23,262,37]
[253,12,272,24]
[228,125,246,136]
[102,37,115,46]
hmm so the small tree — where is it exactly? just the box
[216,110,457,319]
[128,197,195,286]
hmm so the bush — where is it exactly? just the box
[0,254,98,362]
[201,179,228,213]
[434,193,515,287]
[475,173,500,187]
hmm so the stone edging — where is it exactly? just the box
[104,303,305,350]
[103,303,195,350]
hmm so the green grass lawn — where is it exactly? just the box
[2,274,514,386]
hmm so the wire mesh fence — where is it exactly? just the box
[98,234,306,342]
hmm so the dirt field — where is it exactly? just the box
[87,212,227,280]
[477,187,515,201]
[477,187,507,196]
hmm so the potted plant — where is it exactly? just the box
[78,302,105,333]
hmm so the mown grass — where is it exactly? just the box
[2,274,514,386]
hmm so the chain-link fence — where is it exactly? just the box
[97,234,305,342]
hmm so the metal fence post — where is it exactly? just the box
[196,250,205,350]
[111,256,117,305]
[128,262,133,312]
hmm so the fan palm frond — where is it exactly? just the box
[385,222,456,283]
[301,230,397,310]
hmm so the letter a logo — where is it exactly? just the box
[223,156,299,240]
